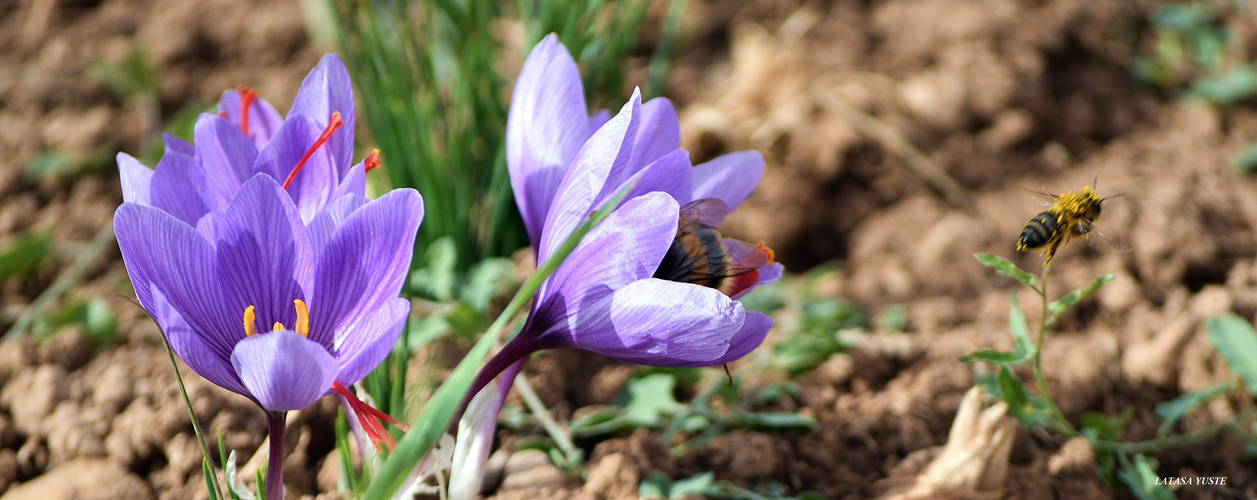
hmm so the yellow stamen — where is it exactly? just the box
[294,299,310,338]
[243,305,258,337]
[273,322,285,331]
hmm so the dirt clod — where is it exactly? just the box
[0,458,153,500]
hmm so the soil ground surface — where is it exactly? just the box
[2,0,1257,499]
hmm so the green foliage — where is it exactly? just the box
[331,0,524,271]
[86,46,159,100]
[974,253,1036,289]
[1206,313,1257,395]
[1116,454,1176,500]
[0,231,53,280]
[1082,410,1135,487]
[1046,274,1115,326]
[771,297,863,376]
[26,150,116,182]
[623,374,688,427]
[1154,381,1234,437]
[994,366,1052,429]
[640,471,825,500]
[961,291,1035,365]
[519,0,654,103]
[1130,1,1257,105]
[569,372,814,455]
[32,298,118,348]
[1231,142,1257,175]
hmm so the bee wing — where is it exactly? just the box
[680,198,731,227]
[723,238,772,273]
[1084,223,1132,254]
[1019,186,1059,208]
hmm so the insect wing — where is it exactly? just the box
[679,198,731,227]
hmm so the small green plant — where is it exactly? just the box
[969,253,1257,497]
[1130,1,1257,104]
[639,471,825,500]
[563,371,814,458]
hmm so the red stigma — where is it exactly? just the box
[364,149,382,173]
[283,112,344,190]
[755,241,776,263]
[217,111,229,119]
[237,86,258,137]
[331,381,410,452]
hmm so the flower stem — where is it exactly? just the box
[1089,409,1257,454]
[1030,266,1077,437]
[266,411,287,500]
[513,374,579,459]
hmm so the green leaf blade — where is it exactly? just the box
[1048,274,1116,324]
[1207,313,1257,395]
[974,253,1037,288]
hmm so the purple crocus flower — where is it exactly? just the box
[115,174,422,499]
[496,34,782,371]
[116,53,372,226]
[451,36,782,497]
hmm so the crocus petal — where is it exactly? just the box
[149,151,212,226]
[588,110,611,132]
[758,262,784,285]
[624,148,692,204]
[333,297,410,385]
[450,360,523,500]
[163,133,195,157]
[538,92,640,262]
[691,151,765,211]
[709,311,772,364]
[306,193,370,255]
[309,189,423,338]
[543,192,678,305]
[552,279,747,366]
[196,174,310,331]
[117,153,153,205]
[156,289,250,396]
[333,161,367,201]
[290,53,356,174]
[507,34,594,247]
[630,97,681,173]
[217,88,284,147]
[114,203,241,378]
[252,112,318,182]
[252,113,341,222]
[194,113,259,210]
[231,330,339,412]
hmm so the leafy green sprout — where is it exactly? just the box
[640,471,825,500]
[1129,1,1257,105]
[970,253,1257,496]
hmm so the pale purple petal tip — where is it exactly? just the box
[333,297,410,386]
[117,153,153,205]
[507,33,594,247]
[231,331,339,412]
[710,311,772,365]
[691,150,765,211]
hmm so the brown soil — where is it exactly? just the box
[3,0,1257,499]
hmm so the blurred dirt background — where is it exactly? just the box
[2,0,1257,499]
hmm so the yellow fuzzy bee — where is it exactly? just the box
[1017,182,1124,266]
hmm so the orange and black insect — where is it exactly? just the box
[653,199,773,298]
[1017,181,1124,266]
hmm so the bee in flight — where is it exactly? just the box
[1017,181,1124,266]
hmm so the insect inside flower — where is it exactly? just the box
[654,199,777,299]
